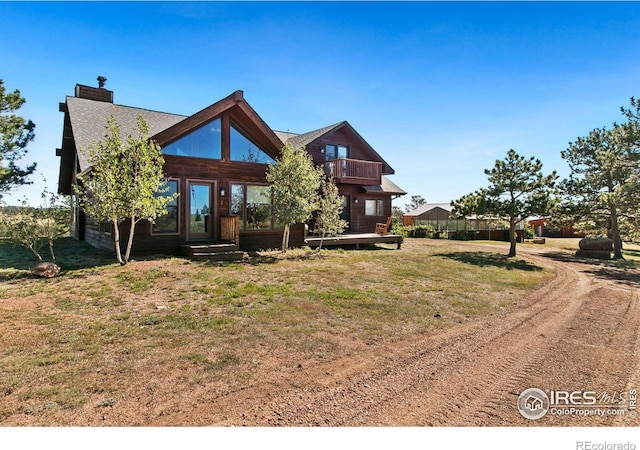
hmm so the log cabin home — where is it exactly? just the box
[56,78,406,255]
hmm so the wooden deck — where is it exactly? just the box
[305,233,403,250]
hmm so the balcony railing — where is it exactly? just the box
[324,158,382,184]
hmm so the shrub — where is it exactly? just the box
[409,224,434,238]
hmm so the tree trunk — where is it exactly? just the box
[48,239,56,262]
[508,218,517,257]
[281,223,290,252]
[317,230,325,252]
[123,216,137,264]
[609,204,624,259]
[112,218,125,265]
[27,245,43,262]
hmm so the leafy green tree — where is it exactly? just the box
[404,194,427,212]
[266,143,323,251]
[0,183,69,263]
[75,115,178,265]
[314,176,348,250]
[452,149,557,257]
[0,79,37,195]
[556,123,639,258]
[391,205,405,227]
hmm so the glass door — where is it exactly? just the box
[188,182,213,241]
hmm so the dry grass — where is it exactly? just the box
[0,237,555,424]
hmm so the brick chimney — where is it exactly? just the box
[74,75,113,103]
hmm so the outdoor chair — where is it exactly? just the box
[375,217,392,235]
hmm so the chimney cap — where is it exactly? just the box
[97,76,107,89]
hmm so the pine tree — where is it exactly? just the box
[0,79,36,195]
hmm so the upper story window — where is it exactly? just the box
[325,144,348,160]
[230,125,274,164]
[163,118,222,160]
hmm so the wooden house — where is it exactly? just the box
[56,79,405,254]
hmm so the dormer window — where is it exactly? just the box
[325,144,348,160]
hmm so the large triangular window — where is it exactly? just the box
[163,118,222,160]
[230,124,274,164]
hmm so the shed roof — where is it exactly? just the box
[362,176,407,196]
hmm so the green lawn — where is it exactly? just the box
[0,237,555,424]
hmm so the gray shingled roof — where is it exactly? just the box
[273,130,298,144]
[278,122,345,149]
[67,97,186,171]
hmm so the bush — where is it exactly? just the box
[391,222,408,237]
[450,230,479,241]
[524,227,535,239]
[407,224,434,238]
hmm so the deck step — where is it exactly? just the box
[190,250,247,262]
[180,242,241,260]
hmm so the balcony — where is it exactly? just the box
[324,158,382,185]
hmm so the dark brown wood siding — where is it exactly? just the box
[336,185,391,233]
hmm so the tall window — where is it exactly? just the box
[152,180,179,234]
[230,125,274,164]
[163,118,222,160]
[230,183,276,230]
[365,199,384,216]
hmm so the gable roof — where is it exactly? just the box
[405,203,452,217]
[67,97,186,171]
[151,90,284,158]
[276,122,344,150]
[275,121,395,175]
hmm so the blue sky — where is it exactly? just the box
[2,1,640,209]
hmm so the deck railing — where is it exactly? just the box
[324,158,382,184]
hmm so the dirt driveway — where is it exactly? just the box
[152,244,639,426]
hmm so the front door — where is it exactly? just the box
[188,182,214,241]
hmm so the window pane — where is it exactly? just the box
[325,145,337,160]
[163,118,222,160]
[246,185,272,229]
[230,125,274,164]
[365,199,376,216]
[337,145,348,159]
[376,200,384,216]
[231,184,245,229]
[152,180,179,234]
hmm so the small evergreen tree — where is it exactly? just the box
[452,149,557,257]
